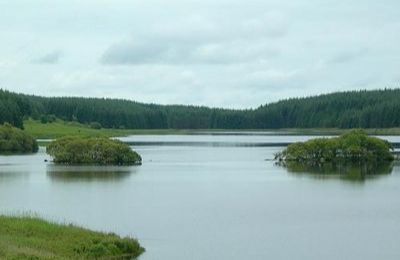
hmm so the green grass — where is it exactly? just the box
[24,119,400,139]
[24,119,188,139]
[0,215,144,259]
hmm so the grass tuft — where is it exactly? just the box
[0,215,144,259]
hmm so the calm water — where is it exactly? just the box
[1,134,400,260]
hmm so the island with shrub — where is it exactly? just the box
[275,130,395,181]
[275,130,394,163]
[46,136,142,165]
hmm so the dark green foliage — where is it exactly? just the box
[40,114,57,124]
[275,130,394,163]
[89,121,102,129]
[0,90,31,128]
[0,215,144,259]
[2,88,400,129]
[47,136,142,165]
[74,236,144,258]
[0,123,38,153]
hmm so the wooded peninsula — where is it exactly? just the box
[2,88,400,130]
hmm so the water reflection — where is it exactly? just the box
[0,171,29,180]
[277,161,394,182]
[46,165,138,182]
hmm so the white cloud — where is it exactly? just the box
[101,10,286,65]
[0,0,399,108]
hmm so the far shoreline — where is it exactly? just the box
[24,119,400,140]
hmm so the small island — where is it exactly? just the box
[46,136,142,165]
[275,130,395,181]
[0,215,144,259]
[275,130,394,163]
[0,123,38,154]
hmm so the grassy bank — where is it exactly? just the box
[24,119,188,139]
[0,215,144,259]
[23,119,400,139]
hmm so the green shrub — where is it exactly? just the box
[47,136,142,165]
[275,130,394,163]
[0,123,38,153]
[89,122,102,129]
[40,114,57,124]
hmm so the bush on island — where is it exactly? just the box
[275,130,394,163]
[47,136,142,165]
[0,123,38,153]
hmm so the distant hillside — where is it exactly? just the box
[1,89,399,129]
[252,89,400,129]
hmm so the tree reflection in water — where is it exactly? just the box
[277,161,395,182]
[46,165,138,182]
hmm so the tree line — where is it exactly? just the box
[1,88,400,129]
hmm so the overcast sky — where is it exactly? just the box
[0,0,399,108]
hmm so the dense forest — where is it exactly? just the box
[1,88,400,129]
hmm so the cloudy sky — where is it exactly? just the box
[0,0,399,108]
